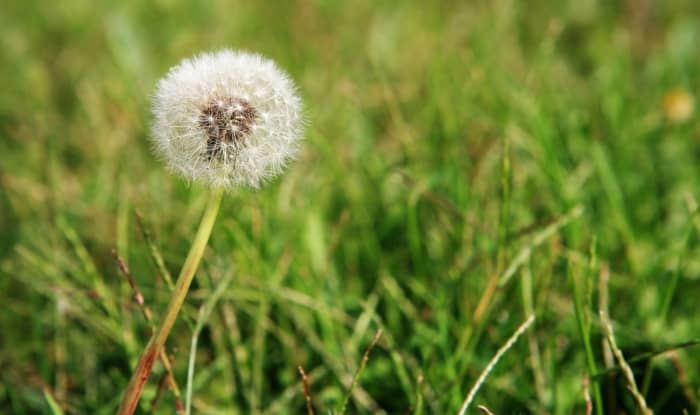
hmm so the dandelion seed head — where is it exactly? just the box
[152,49,303,189]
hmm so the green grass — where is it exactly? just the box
[2,0,700,413]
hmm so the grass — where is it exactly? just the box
[1,0,700,413]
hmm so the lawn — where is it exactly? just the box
[1,1,700,414]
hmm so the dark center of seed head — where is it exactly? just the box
[198,97,258,159]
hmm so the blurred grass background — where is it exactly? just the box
[2,0,700,413]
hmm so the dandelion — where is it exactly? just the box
[118,49,303,415]
[152,49,303,188]
[663,88,694,123]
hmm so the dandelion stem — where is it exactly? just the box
[117,186,225,415]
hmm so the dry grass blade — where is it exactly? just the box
[263,367,327,415]
[112,250,153,322]
[457,314,535,415]
[499,205,584,286]
[134,209,175,291]
[583,375,592,415]
[339,329,383,415]
[112,250,184,414]
[599,311,652,415]
[592,339,700,380]
[298,366,315,415]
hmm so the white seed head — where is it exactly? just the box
[152,49,303,189]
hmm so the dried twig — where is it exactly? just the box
[298,366,315,415]
[112,250,184,414]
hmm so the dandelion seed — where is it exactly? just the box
[152,49,303,189]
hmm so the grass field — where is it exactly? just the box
[2,1,700,414]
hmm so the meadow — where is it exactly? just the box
[2,1,700,413]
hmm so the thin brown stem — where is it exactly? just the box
[583,375,592,415]
[339,329,383,414]
[112,250,184,414]
[298,366,315,415]
[134,210,175,291]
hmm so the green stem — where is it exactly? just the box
[117,187,225,415]
[571,264,603,415]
